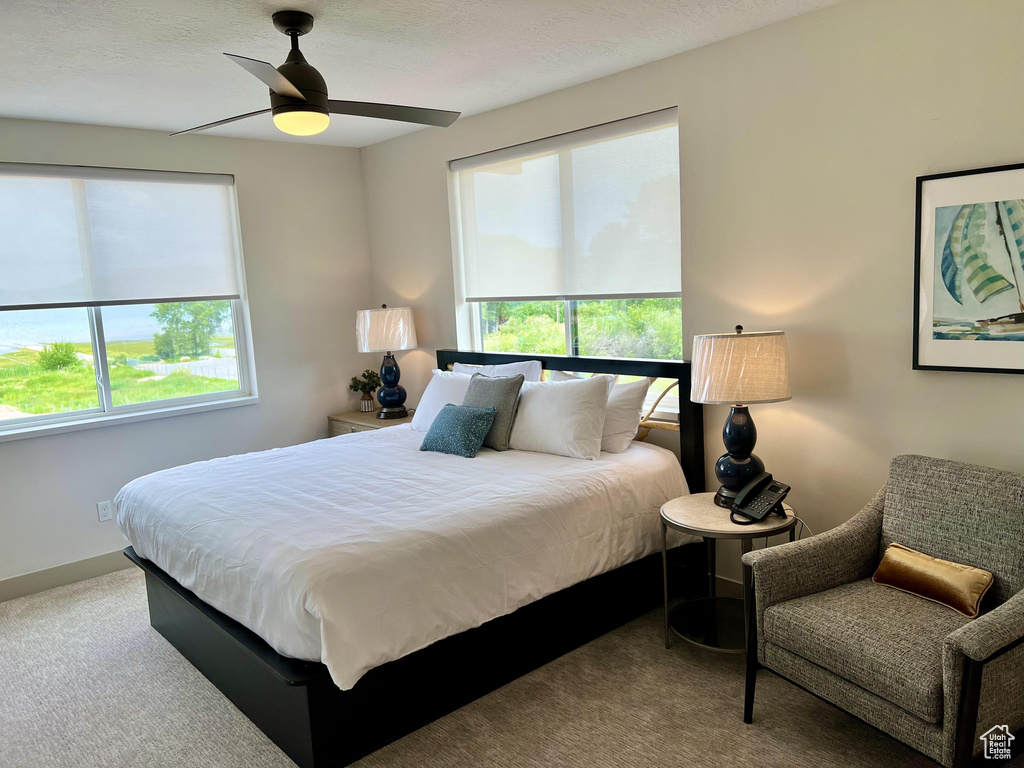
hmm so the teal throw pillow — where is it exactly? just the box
[420,404,497,458]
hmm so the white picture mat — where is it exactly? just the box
[917,168,1024,370]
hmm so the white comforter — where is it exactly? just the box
[117,425,692,690]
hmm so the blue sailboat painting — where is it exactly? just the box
[934,201,1024,341]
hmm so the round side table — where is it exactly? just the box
[661,491,797,653]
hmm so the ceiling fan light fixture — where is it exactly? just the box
[172,11,461,137]
[273,107,330,136]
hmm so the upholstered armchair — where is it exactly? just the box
[742,455,1024,767]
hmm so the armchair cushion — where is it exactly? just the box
[764,579,971,723]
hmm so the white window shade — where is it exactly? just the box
[451,109,680,302]
[0,164,241,310]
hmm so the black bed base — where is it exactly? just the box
[125,543,706,767]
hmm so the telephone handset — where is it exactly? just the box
[730,472,791,525]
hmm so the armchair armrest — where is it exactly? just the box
[942,590,1024,767]
[742,484,885,610]
[946,589,1024,662]
[741,484,884,663]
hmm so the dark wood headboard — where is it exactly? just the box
[435,349,705,494]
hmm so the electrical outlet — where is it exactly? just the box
[97,500,113,522]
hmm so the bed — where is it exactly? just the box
[121,351,706,767]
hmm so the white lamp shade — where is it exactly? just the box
[356,306,418,353]
[690,330,791,405]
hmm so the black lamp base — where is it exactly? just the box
[713,455,766,507]
[714,487,736,509]
[376,352,408,419]
[713,406,766,508]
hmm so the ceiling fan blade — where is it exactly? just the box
[171,108,272,136]
[224,53,306,100]
[328,100,460,127]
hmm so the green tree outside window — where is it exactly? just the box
[151,300,230,359]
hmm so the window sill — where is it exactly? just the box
[648,409,679,422]
[0,395,259,444]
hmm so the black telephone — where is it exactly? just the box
[731,472,791,525]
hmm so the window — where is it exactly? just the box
[449,109,681,413]
[0,164,254,435]
[478,298,683,359]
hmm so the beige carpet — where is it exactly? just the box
[0,568,946,768]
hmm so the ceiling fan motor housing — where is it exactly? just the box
[271,47,328,118]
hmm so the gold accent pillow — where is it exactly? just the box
[873,543,993,618]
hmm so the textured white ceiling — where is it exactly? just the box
[2,0,840,147]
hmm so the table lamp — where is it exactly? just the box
[356,304,418,420]
[690,326,791,508]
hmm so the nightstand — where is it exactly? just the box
[661,491,797,654]
[328,410,414,437]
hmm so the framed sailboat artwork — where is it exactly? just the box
[915,163,1024,373]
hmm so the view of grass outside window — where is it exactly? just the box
[574,299,682,359]
[0,308,100,419]
[479,297,683,413]
[479,301,564,354]
[104,302,239,407]
[0,300,240,423]
[479,298,682,358]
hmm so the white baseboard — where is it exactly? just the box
[0,550,131,603]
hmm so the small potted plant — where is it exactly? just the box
[349,369,382,412]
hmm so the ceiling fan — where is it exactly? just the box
[174,10,460,137]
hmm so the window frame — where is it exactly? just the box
[448,113,683,419]
[0,166,258,442]
[449,111,682,351]
[0,300,258,442]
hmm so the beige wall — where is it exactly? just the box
[0,118,372,583]
[361,0,1024,576]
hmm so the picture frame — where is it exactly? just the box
[915,163,1024,374]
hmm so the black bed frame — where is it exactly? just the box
[125,351,706,767]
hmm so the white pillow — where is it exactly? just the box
[509,376,610,460]
[600,378,652,453]
[549,370,617,385]
[550,371,651,453]
[453,360,543,382]
[411,370,472,432]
